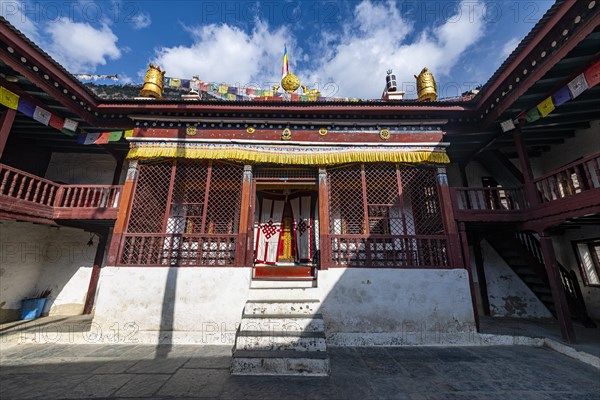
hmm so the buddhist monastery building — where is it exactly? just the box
[0,0,599,375]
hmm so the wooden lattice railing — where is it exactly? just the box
[118,233,239,266]
[0,163,122,220]
[452,186,526,211]
[534,153,600,203]
[329,234,450,268]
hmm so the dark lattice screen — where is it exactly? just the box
[120,160,244,266]
[126,161,172,233]
[399,167,444,235]
[328,165,364,234]
[328,163,448,268]
[206,162,243,234]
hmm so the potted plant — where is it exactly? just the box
[20,288,52,320]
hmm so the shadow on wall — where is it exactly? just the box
[0,221,98,323]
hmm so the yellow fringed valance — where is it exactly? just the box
[126,144,450,165]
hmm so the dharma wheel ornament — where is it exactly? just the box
[415,67,438,102]
[140,64,165,99]
[281,72,301,93]
[282,127,292,140]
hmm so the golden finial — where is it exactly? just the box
[140,64,165,99]
[415,67,437,102]
[281,72,301,93]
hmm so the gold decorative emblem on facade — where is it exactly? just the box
[379,129,391,140]
[186,126,197,136]
[415,67,437,102]
[282,128,292,140]
[140,64,165,99]
[318,127,328,136]
[281,72,301,93]
[246,126,255,134]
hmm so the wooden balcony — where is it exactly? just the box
[0,163,122,221]
[451,152,600,225]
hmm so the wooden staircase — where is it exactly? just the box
[484,231,596,328]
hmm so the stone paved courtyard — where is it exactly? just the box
[1,344,599,399]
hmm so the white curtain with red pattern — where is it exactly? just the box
[290,195,313,263]
[254,197,285,264]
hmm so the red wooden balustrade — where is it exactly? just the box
[0,163,122,220]
[329,234,451,268]
[118,233,239,266]
[534,153,600,203]
[0,163,60,206]
[451,186,526,211]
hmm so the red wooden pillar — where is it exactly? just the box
[513,125,539,206]
[0,108,17,158]
[459,222,480,331]
[539,232,576,343]
[435,167,463,267]
[318,168,330,270]
[107,160,139,265]
[83,229,108,314]
[235,165,253,267]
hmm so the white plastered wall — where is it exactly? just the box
[91,266,477,345]
[0,221,97,322]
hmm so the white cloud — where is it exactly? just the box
[0,0,40,42]
[303,0,486,98]
[131,11,151,30]
[151,0,485,98]
[152,21,292,87]
[45,17,121,72]
[501,37,521,59]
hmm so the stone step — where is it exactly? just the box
[244,300,320,315]
[250,279,317,289]
[240,314,324,333]
[231,350,330,376]
[235,330,327,352]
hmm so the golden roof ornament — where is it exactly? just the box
[140,64,165,99]
[281,72,301,93]
[415,67,437,102]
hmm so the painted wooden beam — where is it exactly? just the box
[0,108,17,157]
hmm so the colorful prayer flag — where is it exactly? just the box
[180,79,190,89]
[95,132,111,144]
[218,85,228,94]
[48,113,64,130]
[108,131,122,142]
[264,91,274,97]
[77,133,86,144]
[17,98,35,117]
[83,132,101,145]
[584,59,600,88]
[567,73,588,99]
[500,119,515,133]
[227,93,235,100]
[552,86,571,107]
[525,107,541,123]
[0,87,19,110]
[61,128,76,137]
[536,96,555,117]
[62,118,79,132]
[282,45,289,79]
[170,78,181,88]
[33,106,51,125]
[124,129,134,138]
[190,80,200,92]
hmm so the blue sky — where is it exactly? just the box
[1,0,554,99]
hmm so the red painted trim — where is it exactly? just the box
[0,108,17,157]
[254,266,313,278]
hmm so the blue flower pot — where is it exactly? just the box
[20,298,47,320]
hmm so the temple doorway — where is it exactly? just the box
[253,188,318,278]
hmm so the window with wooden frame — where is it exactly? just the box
[573,238,600,287]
